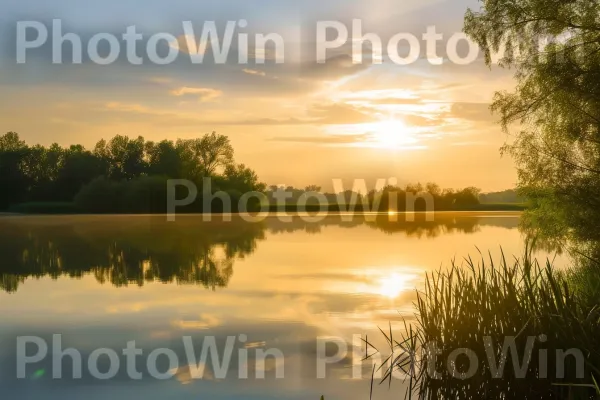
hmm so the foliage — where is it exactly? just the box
[371,251,600,399]
[74,177,124,214]
[0,132,261,213]
[121,175,170,213]
[74,172,269,214]
[74,176,172,214]
[463,0,600,251]
[264,183,482,211]
[0,216,265,293]
[196,131,235,176]
[369,184,481,211]
[0,132,30,209]
[223,163,266,194]
[479,189,524,204]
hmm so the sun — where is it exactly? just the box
[377,273,413,299]
[371,118,417,149]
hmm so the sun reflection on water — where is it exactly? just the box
[376,272,417,299]
[352,269,420,299]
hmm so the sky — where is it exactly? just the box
[0,0,518,192]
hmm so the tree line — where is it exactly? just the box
[0,131,485,213]
[0,131,265,212]
[264,183,482,211]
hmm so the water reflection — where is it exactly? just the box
[0,212,542,400]
[0,213,519,293]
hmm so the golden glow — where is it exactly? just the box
[376,272,414,299]
[370,118,418,149]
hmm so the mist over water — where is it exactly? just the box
[0,212,566,400]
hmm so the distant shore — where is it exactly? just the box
[2,202,527,215]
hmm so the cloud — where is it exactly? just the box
[450,102,495,122]
[171,313,221,330]
[366,97,424,105]
[100,99,373,127]
[169,34,209,56]
[102,101,211,127]
[98,99,376,129]
[269,133,369,144]
[451,140,489,146]
[300,54,370,80]
[225,102,375,126]
[306,103,373,124]
[401,113,444,127]
[242,68,267,77]
[169,87,223,102]
[105,102,153,114]
[148,76,174,84]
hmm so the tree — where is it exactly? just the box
[74,177,123,213]
[0,132,250,211]
[24,143,64,201]
[464,1,600,245]
[425,182,442,198]
[197,132,234,176]
[145,140,181,178]
[122,175,169,213]
[223,163,266,194]
[175,139,202,181]
[454,187,481,208]
[0,132,30,209]
[0,132,25,151]
[305,185,322,192]
[174,132,234,180]
[55,146,108,201]
[97,135,147,180]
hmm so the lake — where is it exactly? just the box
[0,212,564,399]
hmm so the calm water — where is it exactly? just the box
[0,213,563,399]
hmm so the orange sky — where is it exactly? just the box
[0,0,519,191]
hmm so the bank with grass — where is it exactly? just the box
[374,250,600,399]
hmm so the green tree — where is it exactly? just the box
[454,187,481,208]
[96,135,147,180]
[464,0,600,247]
[0,132,30,209]
[197,132,234,176]
[175,132,234,180]
[0,132,25,151]
[121,175,170,213]
[55,145,108,201]
[145,140,182,178]
[24,143,64,201]
[223,163,266,194]
[305,184,322,192]
[74,176,123,213]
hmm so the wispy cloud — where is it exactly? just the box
[450,102,495,122]
[105,102,153,114]
[169,34,209,55]
[169,87,223,102]
[269,133,369,144]
[242,68,267,77]
[148,77,174,85]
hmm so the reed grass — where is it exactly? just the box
[369,248,600,399]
